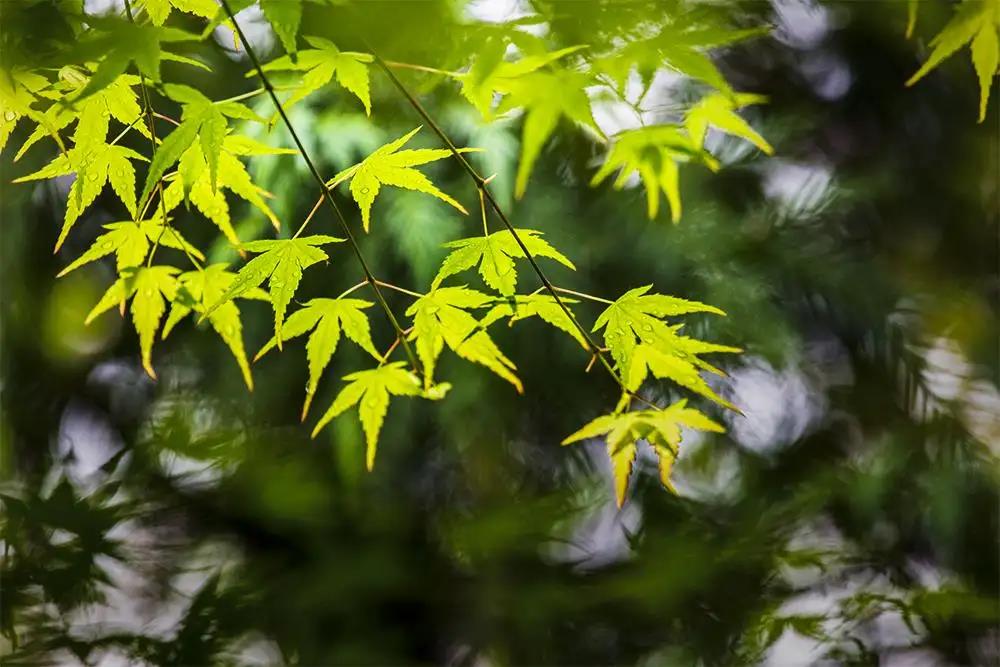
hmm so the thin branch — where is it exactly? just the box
[218,0,421,374]
[370,52,652,407]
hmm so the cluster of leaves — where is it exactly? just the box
[2,0,773,505]
[906,0,999,122]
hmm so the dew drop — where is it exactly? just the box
[87,172,99,181]
[143,288,155,297]
[101,240,114,250]
[3,110,17,122]
[643,323,653,332]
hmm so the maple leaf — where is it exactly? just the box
[202,235,343,346]
[259,0,303,55]
[593,286,738,407]
[495,69,602,198]
[57,219,203,277]
[158,136,287,247]
[590,125,718,222]
[906,0,999,122]
[481,294,588,350]
[432,228,575,295]
[685,92,773,155]
[0,70,56,154]
[594,12,766,94]
[455,42,587,119]
[258,36,373,114]
[139,84,263,207]
[161,264,269,390]
[311,362,433,471]
[143,0,219,26]
[327,127,480,231]
[562,400,725,506]
[254,298,382,418]
[14,140,148,251]
[14,70,148,161]
[406,286,521,392]
[72,17,200,101]
[85,265,179,379]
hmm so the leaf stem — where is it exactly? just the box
[479,189,489,236]
[337,281,367,299]
[374,280,423,299]
[383,60,455,76]
[213,87,267,105]
[152,111,181,127]
[552,286,613,305]
[218,0,421,375]
[292,193,324,239]
[378,327,411,365]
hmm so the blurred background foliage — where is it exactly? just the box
[1,0,998,665]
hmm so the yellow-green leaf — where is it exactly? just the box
[327,127,479,231]
[433,229,575,295]
[311,362,424,470]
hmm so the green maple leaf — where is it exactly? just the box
[14,140,148,251]
[593,286,738,406]
[432,228,575,295]
[202,235,343,346]
[406,286,521,392]
[594,13,765,94]
[254,297,382,418]
[685,92,773,155]
[562,400,725,506]
[0,70,58,154]
[906,0,999,122]
[312,362,437,471]
[14,70,148,161]
[72,17,200,101]
[257,36,373,114]
[159,135,289,247]
[139,84,263,207]
[327,127,479,231]
[57,219,203,277]
[161,264,269,390]
[259,0,303,55]
[143,0,219,26]
[481,294,588,350]
[86,265,179,379]
[590,125,718,222]
[495,69,602,198]
[455,42,587,118]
